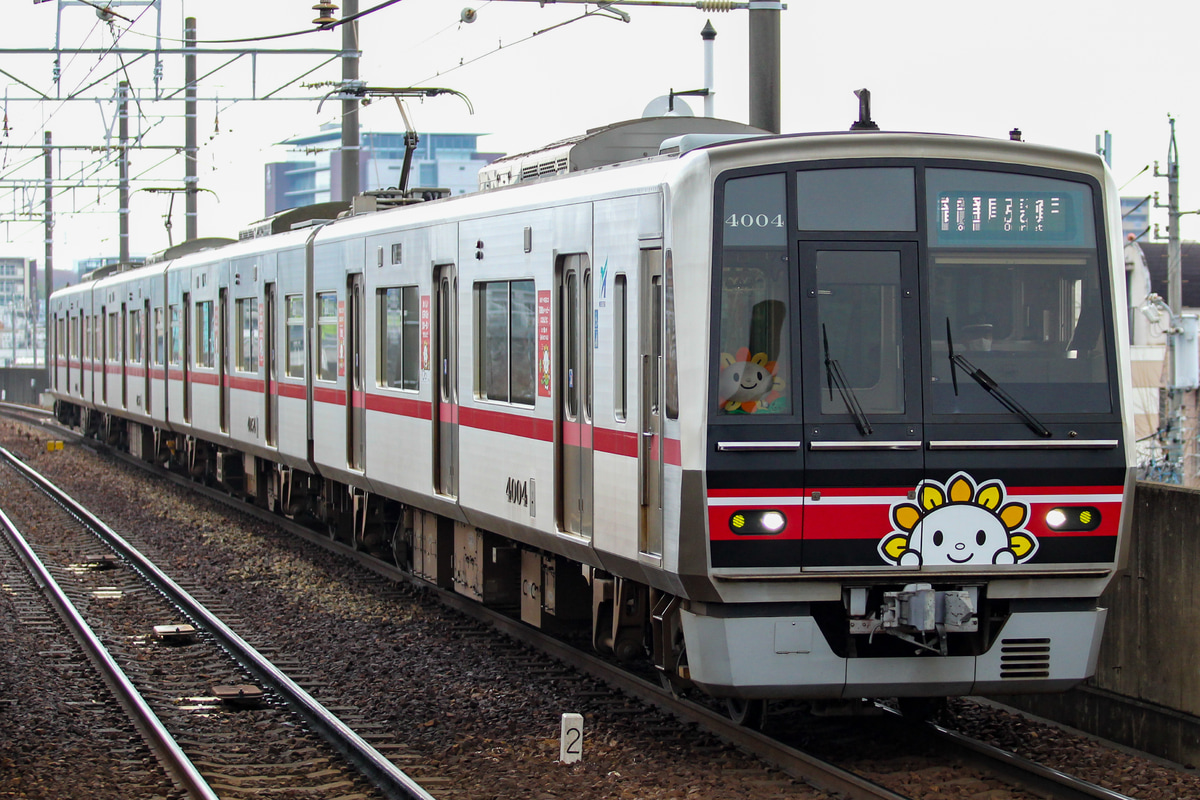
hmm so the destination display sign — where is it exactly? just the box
[937,191,1072,242]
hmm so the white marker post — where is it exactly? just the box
[559,712,583,763]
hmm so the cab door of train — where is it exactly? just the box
[557,253,593,539]
[434,263,458,498]
[797,242,925,570]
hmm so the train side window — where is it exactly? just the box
[379,286,419,390]
[476,279,536,405]
[153,307,164,366]
[195,301,214,368]
[108,311,121,363]
[716,173,792,416]
[316,292,339,382]
[168,305,181,366]
[129,308,143,364]
[235,298,259,372]
[664,251,678,420]
[285,294,305,378]
[614,274,627,421]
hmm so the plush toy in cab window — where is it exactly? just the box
[718,347,785,413]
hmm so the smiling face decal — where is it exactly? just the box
[879,472,1038,567]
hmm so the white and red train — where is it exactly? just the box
[48,118,1135,722]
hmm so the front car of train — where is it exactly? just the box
[674,132,1133,702]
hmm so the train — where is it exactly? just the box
[47,115,1135,725]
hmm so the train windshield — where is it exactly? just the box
[925,168,1111,415]
[713,163,1114,420]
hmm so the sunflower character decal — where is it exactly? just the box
[879,472,1038,567]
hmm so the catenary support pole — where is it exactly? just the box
[118,81,130,265]
[185,17,198,243]
[340,0,360,202]
[748,1,781,133]
[43,131,52,371]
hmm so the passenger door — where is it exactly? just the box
[434,264,458,498]
[265,283,278,447]
[639,249,663,555]
[798,242,925,570]
[557,254,593,539]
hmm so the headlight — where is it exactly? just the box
[1045,506,1101,531]
[729,509,788,536]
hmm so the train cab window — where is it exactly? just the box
[285,295,305,378]
[476,279,536,405]
[316,292,339,382]
[716,173,792,415]
[195,301,215,368]
[379,286,419,391]
[168,305,181,366]
[235,298,259,372]
[924,168,1112,415]
[797,168,915,231]
[814,250,905,414]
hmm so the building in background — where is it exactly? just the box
[264,125,504,216]
[1125,239,1200,485]
[1121,195,1152,242]
[0,256,37,365]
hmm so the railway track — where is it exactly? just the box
[0,441,435,800]
[0,409,1163,799]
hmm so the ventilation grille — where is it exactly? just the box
[1000,637,1051,679]
[519,157,570,181]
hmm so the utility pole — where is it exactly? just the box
[118,80,130,265]
[1155,118,1184,474]
[748,1,781,133]
[43,130,52,371]
[184,17,198,243]
[341,0,361,202]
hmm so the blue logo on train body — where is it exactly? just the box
[599,258,608,300]
[878,472,1038,567]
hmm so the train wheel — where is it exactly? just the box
[725,698,767,730]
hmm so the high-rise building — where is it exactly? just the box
[264,125,504,216]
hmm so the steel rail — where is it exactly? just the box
[101,452,907,800]
[4,413,1141,800]
[0,445,436,800]
[912,713,1137,800]
[0,489,218,800]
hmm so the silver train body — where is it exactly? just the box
[48,123,1135,705]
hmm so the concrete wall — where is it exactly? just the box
[1002,482,1200,765]
[0,367,47,406]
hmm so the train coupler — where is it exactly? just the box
[846,584,977,655]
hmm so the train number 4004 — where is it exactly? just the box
[506,477,529,507]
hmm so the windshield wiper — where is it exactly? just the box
[946,318,1051,438]
[823,324,873,436]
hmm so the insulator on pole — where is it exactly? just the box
[698,0,734,11]
[312,2,339,26]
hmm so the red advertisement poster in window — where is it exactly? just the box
[537,290,551,398]
[337,300,345,377]
[420,295,431,371]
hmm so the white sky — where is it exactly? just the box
[2,0,1198,272]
